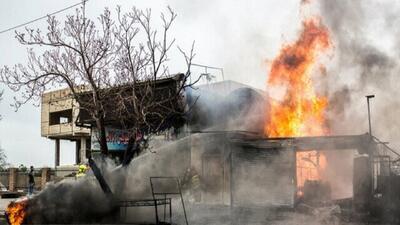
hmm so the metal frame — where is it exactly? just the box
[150,176,189,225]
[118,198,172,222]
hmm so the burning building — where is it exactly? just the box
[17,44,400,224]
[10,0,400,224]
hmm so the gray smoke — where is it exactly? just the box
[19,1,400,222]
[312,0,400,204]
[19,77,358,224]
[24,177,114,223]
[186,83,266,133]
[19,84,266,224]
[22,150,190,224]
[319,0,400,145]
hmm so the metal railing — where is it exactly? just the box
[150,176,189,225]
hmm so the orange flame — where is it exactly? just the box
[6,199,28,225]
[265,18,331,191]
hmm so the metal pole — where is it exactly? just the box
[177,178,189,225]
[55,139,60,167]
[366,95,375,136]
[149,178,159,224]
[367,98,371,135]
[365,95,375,201]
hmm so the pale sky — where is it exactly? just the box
[1,0,399,167]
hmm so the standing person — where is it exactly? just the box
[28,166,35,196]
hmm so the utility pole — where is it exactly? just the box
[366,95,375,136]
[365,95,375,203]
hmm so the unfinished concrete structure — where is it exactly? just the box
[41,88,90,166]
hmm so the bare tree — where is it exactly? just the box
[109,6,199,166]
[0,8,117,155]
[0,6,197,158]
[112,6,198,164]
[0,90,8,169]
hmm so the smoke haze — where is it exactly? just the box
[6,1,400,224]
[320,0,400,147]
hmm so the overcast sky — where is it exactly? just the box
[1,0,399,167]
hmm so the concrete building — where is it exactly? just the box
[41,88,90,167]
[40,75,186,166]
[40,79,265,167]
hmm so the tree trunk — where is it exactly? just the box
[122,135,136,166]
[96,117,109,155]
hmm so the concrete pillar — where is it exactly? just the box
[8,168,17,192]
[80,138,87,163]
[55,139,60,167]
[41,168,51,190]
[75,140,81,164]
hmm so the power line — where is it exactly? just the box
[0,0,88,35]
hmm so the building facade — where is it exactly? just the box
[41,88,90,167]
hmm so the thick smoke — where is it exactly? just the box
[20,1,400,223]
[310,0,400,201]
[24,176,114,223]
[20,85,267,224]
[23,150,190,224]
[320,0,400,146]
[19,86,350,224]
[187,83,266,133]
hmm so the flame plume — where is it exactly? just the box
[265,18,331,191]
[6,199,28,225]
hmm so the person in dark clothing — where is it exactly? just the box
[28,166,35,195]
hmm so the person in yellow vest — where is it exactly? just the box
[191,169,201,202]
[182,167,201,202]
[76,164,87,178]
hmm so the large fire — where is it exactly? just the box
[6,198,28,225]
[265,18,331,191]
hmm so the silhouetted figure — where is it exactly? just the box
[28,166,35,195]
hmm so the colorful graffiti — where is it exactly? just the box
[91,128,130,151]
